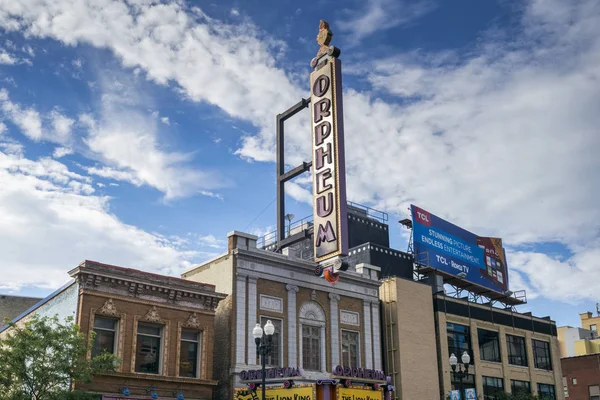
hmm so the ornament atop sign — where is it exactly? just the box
[310,20,348,263]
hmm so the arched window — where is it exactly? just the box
[298,301,326,373]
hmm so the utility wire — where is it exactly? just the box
[243,197,276,232]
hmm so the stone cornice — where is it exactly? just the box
[70,260,225,296]
[80,290,220,315]
[234,248,381,289]
[95,370,218,386]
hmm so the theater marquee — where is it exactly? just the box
[310,57,348,263]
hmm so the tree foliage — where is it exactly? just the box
[0,314,119,400]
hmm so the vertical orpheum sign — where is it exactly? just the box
[311,56,348,262]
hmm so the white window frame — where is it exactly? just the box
[93,316,119,356]
[179,329,202,378]
[298,301,327,374]
[135,322,163,375]
[260,315,284,368]
[340,329,361,368]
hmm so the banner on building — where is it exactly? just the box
[235,385,315,400]
[465,388,476,399]
[411,205,509,294]
[311,57,348,263]
[337,386,383,400]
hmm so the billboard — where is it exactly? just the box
[411,205,509,294]
[311,56,348,262]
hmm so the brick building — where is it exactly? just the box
[0,294,42,328]
[562,354,600,399]
[0,260,226,400]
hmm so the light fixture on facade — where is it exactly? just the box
[253,320,275,400]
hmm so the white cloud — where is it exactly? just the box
[85,166,143,186]
[197,234,226,249]
[48,109,74,143]
[0,49,17,64]
[0,0,303,163]
[230,8,240,16]
[52,146,73,158]
[0,148,204,290]
[0,90,73,144]
[508,242,600,303]
[337,0,435,44]
[0,89,42,140]
[79,77,227,200]
[160,116,170,125]
[286,181,312,205]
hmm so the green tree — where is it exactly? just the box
[0,314,119,400]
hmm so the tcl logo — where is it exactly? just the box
[414,206,431,226]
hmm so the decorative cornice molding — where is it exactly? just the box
[75,271,224,307]
[80,290,219,315]
[286,284,300,293]
[97,298,120,317]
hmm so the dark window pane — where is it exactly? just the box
[179,340,198,377]
[302,325,320,371]
[181,330,198,342]
[261,318,282,367]
[138,323,161,336]
[94,316,116,330]
[478,329,501,363]
[506,335,528,367]
[447,323,473,363]
[341,330,359,368]
[92,329,115,357]
[483,376,504,400]
[511,380,531,395]
[532,340,552,370]
[135,324,162,374]
[537,383,556,399]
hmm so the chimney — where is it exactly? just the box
[227,231,258,251]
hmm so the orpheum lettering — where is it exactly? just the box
[310,58,348,262]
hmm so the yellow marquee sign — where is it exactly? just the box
[235,385,315,400]
[337,386,383,400]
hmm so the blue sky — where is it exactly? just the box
[0,0,599,329]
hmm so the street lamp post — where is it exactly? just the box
[449,351,471,399]
[253,320,275,400]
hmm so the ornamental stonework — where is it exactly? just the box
[97,298,120,317]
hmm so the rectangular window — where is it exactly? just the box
[537,383,556,399]
[341,330,360,368]
[511,380,531,395]
[261,317,282,367]
[92,316,117,357]
[447,323,472,362]
[506,335,528,366]
[532,339,552,370]
[135,323,162,374]
[590,385,600,400]
[179,329,200,378]
[483,376,504,400]
[451,373,475,399]
[302,325,321,371]
[478,329,501,362]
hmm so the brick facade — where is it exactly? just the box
[562,354,600,399]
[69,261,227,399]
